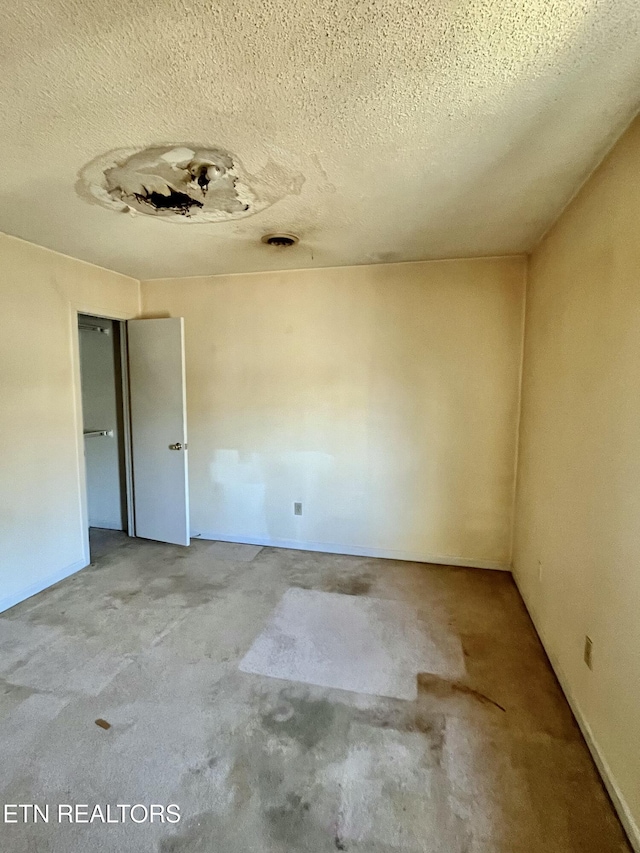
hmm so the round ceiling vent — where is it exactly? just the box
[261,233,299,247]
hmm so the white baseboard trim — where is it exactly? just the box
[192,531,510,571]
[0,558,88,616]
[512,573,640,853]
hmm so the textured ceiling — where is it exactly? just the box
[1,0,640,280]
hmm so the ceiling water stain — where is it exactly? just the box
[77,144,305,223]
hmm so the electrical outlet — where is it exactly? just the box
[293,502,302,516]
[584,636,593,670]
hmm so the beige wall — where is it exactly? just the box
[0,234,140,612]
[142,257,525,568]
[513,116,640,845]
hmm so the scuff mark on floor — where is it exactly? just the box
[417,672,506,712]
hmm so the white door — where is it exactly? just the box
[127,318,190,546]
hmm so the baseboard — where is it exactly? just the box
[512,573,640,853]
[193,531,510,571]
[0,558,88,615]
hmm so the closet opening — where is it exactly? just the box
[78,313,134,559]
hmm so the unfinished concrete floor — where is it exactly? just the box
[0,530,630,852]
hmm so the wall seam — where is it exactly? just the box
[529,110,639,252]
[139,252,528,285]
[0,231,137,285]
[507,254,529,569]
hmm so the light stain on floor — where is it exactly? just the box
[0,529,630,853]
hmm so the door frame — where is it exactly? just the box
[117,321,136,536]
[72,310,135,564]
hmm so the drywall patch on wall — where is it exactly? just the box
[141,256,526,568]
[78,145,304,223]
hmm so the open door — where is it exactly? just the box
[127,318,190,546]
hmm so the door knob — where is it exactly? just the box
[169,442,183,451]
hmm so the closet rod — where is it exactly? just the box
[79,323,110,335]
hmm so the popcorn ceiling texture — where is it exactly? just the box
[0,0,639,279]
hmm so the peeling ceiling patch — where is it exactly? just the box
[78,145,302,223]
